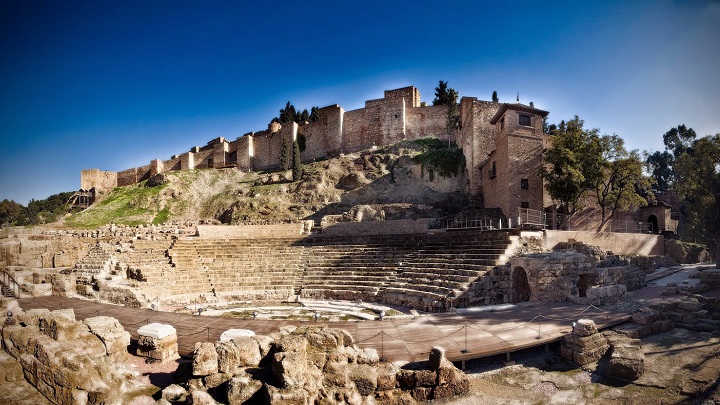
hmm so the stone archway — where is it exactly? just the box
[511,267,531,303]
[648,215,659,234]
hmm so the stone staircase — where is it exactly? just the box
[1,282,14,298]
[165,238,304,302]
[71,243,115,285]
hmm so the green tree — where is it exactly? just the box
[541,116,600,215]
[300,109,309,123]
[432,81,451,106]
[644,124,696,193]
[280,135,292,171]
[292,140,303,182]
[588,136,652,230]
[309,107,320,123]
[278,101,297,123]
[433,80,459,134]
[0,199,24,225]
[492,91,498,103]
[673,134,720,266]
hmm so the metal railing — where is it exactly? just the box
[1,270,21,298]
[608,220,652,234]
[447,207,653,234]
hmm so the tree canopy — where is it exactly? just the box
[644,124,697,193]
[673,133,720,264]
[432,80,459,134]
[542,116,651,230]
[0,191,75,226]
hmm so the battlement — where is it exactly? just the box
[81,85,551,218]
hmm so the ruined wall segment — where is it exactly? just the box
[235,134,252,171]
[299,104,344,161]
[458,98,501,195]
[80,169,117,192]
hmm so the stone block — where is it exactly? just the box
[396,369,416,389]
[83,316,130,356]
[227,374,262,405]
[219,328,255,342]
[193,342,219,376]
[415,369,436,387]
[429,346,445,370]
[349,364,378,396]
[162,384,188,402]
[572,345,609,366]
[137,323,176,339]
[606,345,645,381]
[573,319,598,337]
[632,309,661,325]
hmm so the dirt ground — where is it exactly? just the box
[443,327,720,405]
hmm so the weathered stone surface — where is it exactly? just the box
[204,372,231,389]
[162,384,188,402]
[137,322,176,339]
[272,351,309,388]
[357,347,379,366]
[219,328,255,342]
[632,309,662,325]
[429,346,445,371]
[265,384,307,405]
[189,389,220,405]
[83,316,130,356]
[193,342,219,377]
[574,319,599,337]
[252,334,274,358]
[227,374,262,405]
[607,344,645,381]
[348,363,377,396]
[323,360,349,387]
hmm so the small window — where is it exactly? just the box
[207,158,214,168]
[520,178,529,189]
[490,161,497,178]
[519,114,531,126]
[521,202,529,209]
[395,114,398,119]
[500,116,505,130]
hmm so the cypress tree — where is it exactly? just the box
[292,140,303,181]
[281,135,291,171]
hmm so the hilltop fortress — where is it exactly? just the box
[82,85,550,218]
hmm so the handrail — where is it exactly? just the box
[1,269,21,298]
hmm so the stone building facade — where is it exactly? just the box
[81,85,550,219]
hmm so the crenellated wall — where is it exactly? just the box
[80,85,551,217]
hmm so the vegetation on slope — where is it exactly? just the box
[60,139,469,228]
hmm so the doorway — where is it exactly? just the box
[511,267,531,303]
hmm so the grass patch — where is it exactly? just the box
[152,207,170,225]
[65,181,168,228]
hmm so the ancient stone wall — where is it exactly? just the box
[195,224,306,239]
[80,169,117,191]
[342,106,383,152]
[163,156,181,172]
[545,230,664,256]
[320,219,432,236]
[457,98,500,195]
[406,105,447,139]
[299,104,344,161]
[252,123,297,171]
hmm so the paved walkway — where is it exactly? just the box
[18,296,629,364]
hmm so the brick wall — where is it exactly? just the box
[342,106,382,153]
[383,86,420,107]
[406,105,447,140]
[458,99,500,195]
[299,105,344,161]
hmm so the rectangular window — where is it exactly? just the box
[519,114,531,126]
[500,116,505,130]
[520,178,529,189]
[521,202,530,209]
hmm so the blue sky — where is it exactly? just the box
[1,0,718,204]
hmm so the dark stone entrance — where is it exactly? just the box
[648,215,658,234]
[511,267,531,303]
